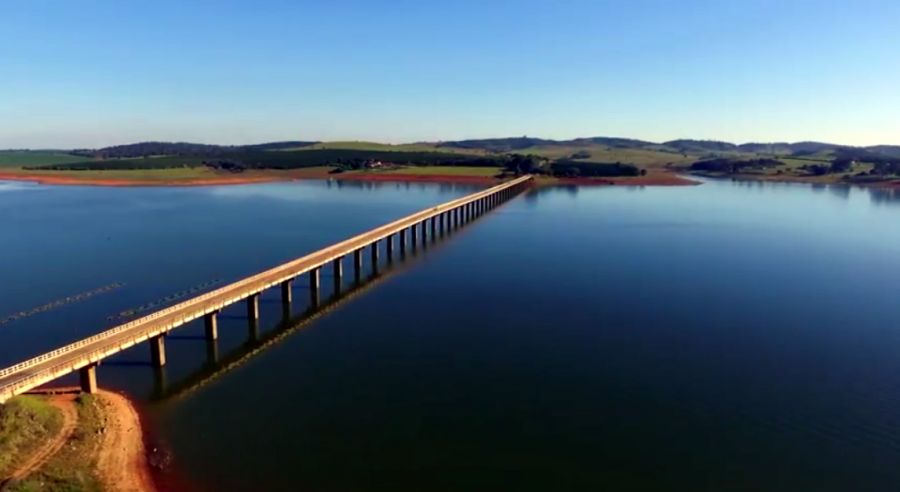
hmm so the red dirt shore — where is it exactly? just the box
[0,170,699,187]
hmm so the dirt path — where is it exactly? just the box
[95,391,156,492]
[3,394,77,487]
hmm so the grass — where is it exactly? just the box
[0,152,85,168]
[0,396,63,478]
[521,144,696,168]
[372,166,502,176]
[10,395,103,492]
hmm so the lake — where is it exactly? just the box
[2,178,899,491]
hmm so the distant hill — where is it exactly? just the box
[433,137,900,160]
[662,140,739,153]
[436,137,558,152]
[73,141,318,159]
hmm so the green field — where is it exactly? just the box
[521,144,698,168]
[0,151,86,168]
[373,165,502,176]
[10,395,104,492]
[0,396,63,477]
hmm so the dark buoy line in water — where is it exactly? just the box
[0,283,125,327]
[106,279,225,322]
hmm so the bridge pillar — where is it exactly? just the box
[371,241,380,273]
[150,335,166,367]
[430,216,436,238]
[204,311,218,340]
[439,212,445,233]
[281,279,293,317]
[353,249,362,282]
[386,234,394,261]
[421,221,427,245]
[80,364,98,394]
[247,294,260,323]
[400,229,407,255]
[410,224,418,247]
[333,256,343,295]
[206,338,220,366]
[310,267,321,307]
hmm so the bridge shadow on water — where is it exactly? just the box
[146,209,485,403]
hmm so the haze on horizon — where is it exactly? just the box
[1,0,898,149]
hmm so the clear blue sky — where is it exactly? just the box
[1,0,898,148]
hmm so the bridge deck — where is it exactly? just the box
[0,175,532,403]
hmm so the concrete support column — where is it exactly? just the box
[333,257,343,295]
[386,234,394,261]
[281,279,293,317]
[371,241,380,272]
[206,339,220,366]
[411,224,418,248]
[400,229,407,255]
[247,294,260,323]
[204,311,218,341]
[420,222,427,246]
[310,267,321,307]
[80,364,98,394]
[150,334,166,367]
[353,249,363,282]
[430,216,437,238]
[439,212,445,233]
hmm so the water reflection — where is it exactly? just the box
[150,235,452,402]
[869,186,900,206]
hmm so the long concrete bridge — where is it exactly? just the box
[0,175,533,403]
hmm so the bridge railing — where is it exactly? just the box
[0,175,532,385]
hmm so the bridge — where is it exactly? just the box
[0,175,533,403]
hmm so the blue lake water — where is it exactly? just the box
[2,178,900,491]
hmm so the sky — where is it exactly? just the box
[1,0,898,148]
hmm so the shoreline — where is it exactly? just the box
[0,169,700,188]
[13,388,159,492]
[689,171,900,189]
